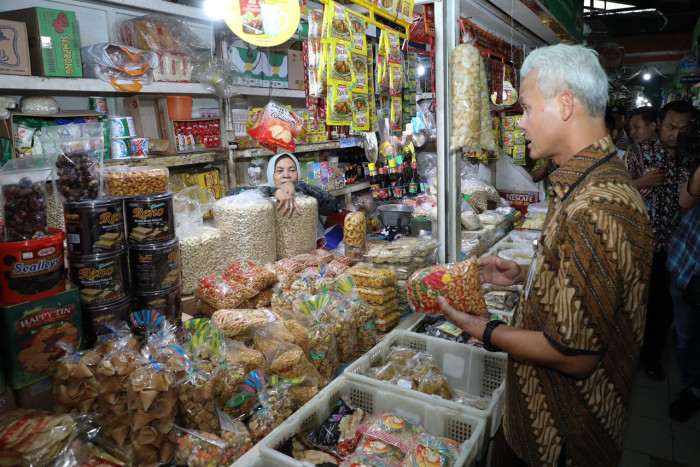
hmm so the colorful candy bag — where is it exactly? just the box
[407,257,487,315]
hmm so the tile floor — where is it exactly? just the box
[620,332,700,467]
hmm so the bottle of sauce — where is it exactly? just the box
[388,159,399,199]
[408,162,419,196]
[380,167,391,200]
[395,164,405,199]
[369,163,381,202]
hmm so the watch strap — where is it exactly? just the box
[483,320,506,352]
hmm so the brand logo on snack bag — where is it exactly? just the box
[337,84,349,99]
[78,265,115,281]
[15,305,75,334]
[335,43,348,59]
[11,257,63,278]
[132,207,165,220]
[99,211,123,225]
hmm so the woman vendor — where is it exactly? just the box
[260,153,339,218]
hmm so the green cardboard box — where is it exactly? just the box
[228,46,262,87]
[0,284,82,390]
[262,52,288,89]
[0,7,82,77]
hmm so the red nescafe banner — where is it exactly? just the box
[81,295,132,347]
[128,238,180,292]
[0,228,65,304]
[132,285,182,328]
[64,198,126,255]
[125,191,175,244]
[68,247,130,305]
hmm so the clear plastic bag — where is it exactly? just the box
[119,14,208,58]
[248,382,297,442]
[213,189,277,265]
[408,257,487,315]
[247,101,304,153]
[83,63,154,91]
[211,308,278,339]
[195,275,259,314]
[81,43,159,73]
[52,343,101,414]
[0,410,78,467]
[212,365,263,421]
[20,96,58,115]
[226,261,279,292]
[276,194,318,260]
[42,122,105,203]
[0,154,53,241]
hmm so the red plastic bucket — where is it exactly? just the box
[0,228,66,304]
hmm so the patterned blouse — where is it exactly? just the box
[504,135,653,466]
[626,139,690,253]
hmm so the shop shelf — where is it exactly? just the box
[258,376,485,467]
[328,180,371,197]
[231,139,360,159]
[104,150,227,167]
[343,330,507,445]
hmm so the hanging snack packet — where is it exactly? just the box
[328,84,354,125]
[390,97,403,131]
[407,257,487,315]
[346,9,367,55]
[308,9,324,39]
[397,0,414,23]
[329,39,354,85]
[385,29,402,65]
[307,397,365,458]
[389,63,403,97]
[325,1,352,43]
[247,101,304,153]
[352,93,371,132]
[352,53,369,93]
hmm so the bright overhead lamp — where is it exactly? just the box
[643,72,651,81]
[203,0,226,20]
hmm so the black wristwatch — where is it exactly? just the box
[482,320,506,352]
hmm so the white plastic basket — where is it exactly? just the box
[258,377,486,467]
[343,330,507,445]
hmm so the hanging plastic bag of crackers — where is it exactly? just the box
[247,101,304,153]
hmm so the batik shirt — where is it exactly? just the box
[626,139,690,252]
[504,135,653,466]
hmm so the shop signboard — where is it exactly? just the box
[225,0,300,48]
[498,190,538,215]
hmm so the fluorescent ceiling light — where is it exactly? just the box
[643,72,651,80]
[203,0,226,20]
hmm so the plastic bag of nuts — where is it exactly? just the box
[247,381,298,442]
[212,364,262,420]
[408,256,487,315]
[225,261,279,292]
[104,166,169,197]
[275,194,318,260]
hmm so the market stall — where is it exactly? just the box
[0,0,570,465]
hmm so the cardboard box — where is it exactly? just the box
[13,377,52,411]
[0,7,82,77]
[228,46,262,87]
[0,19,31,75]
[262,52,288,89]
[123,96,174,153]
[288,50,304,90]
[0,284,81,390]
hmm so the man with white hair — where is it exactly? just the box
[440,44,653,466]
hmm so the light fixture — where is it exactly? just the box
[417,65,426,76]
[643,72,651,81]
[203,0,226,20]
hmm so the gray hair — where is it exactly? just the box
[521,44,608,118]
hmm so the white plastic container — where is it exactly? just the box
[497,247,534,266]
[258,376,486,466]
[343,330,506,446]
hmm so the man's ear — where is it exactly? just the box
[612,128,619,140]
[559,91,575,121]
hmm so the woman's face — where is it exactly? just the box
[273,157,299,186]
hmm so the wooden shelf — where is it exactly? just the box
[0,76,306,98]
[104,151,227,167]
[231,139,360,158]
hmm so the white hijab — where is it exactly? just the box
[265,153,301,187]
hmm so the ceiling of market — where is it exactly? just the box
[584,0,699,38]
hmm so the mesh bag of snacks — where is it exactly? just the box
[225,261,279,292]
[195,275,259,315]
[276,194,318,260]
[408,257,487,315]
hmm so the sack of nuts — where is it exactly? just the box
[407,256,487,315]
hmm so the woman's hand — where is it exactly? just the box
[476,256,524,286]
[274,186,301,218]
